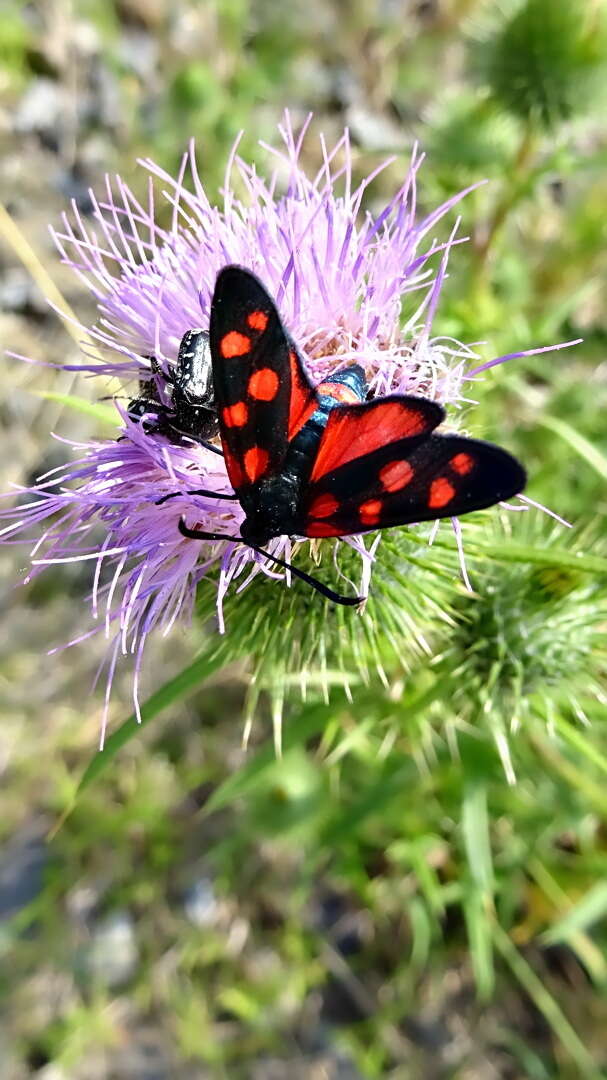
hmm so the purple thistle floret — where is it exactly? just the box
[1,114,580,734]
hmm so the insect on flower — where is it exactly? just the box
[1,115,581,731]
[128,328,218,444]
[168,266,527,604]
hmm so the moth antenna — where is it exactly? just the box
[177,520,363,607]
[245,540,364,607]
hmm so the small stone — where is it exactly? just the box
[56,165,95,215]
[182,876,218,928]
[347,104,409,152]
[0,819,48,921]
[116,29,159,82]
[0,268,47,318]
[34,1066,70,1080]
[15,79,68,140]
[85,909,138,988]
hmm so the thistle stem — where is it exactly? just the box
[474,126,538,275]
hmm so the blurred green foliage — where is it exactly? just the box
[1,0,607,1077]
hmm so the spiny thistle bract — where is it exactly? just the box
[435,519,607,779]
[473,0,607,129]
[0,115,577,731]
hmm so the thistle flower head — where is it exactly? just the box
[1,115,577,730]
[54,116,478,402]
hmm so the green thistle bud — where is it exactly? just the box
[473,0,607,128]
[443,522,606,749]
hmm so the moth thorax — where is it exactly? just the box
[240,474,300,545]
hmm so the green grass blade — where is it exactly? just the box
[463,889,495,1000]
[320,761,407,846]
[493,923,602,1078]
[529,860,607,984]
[404,840,447,916]
[461,784,495,999]
[434,537,607,576]
[204,700,335,814]
[542,882,607,946]
[531,731,607,814]
[554,715,607,779]
[462,783,493,891]
[408,897,433,972]
[538,415,607,481]
[54,640,240,829]
[34,391,119,428]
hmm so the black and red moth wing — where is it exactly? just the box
[299,409,526,537]
[308,395,445,481]
[209,265,316,493]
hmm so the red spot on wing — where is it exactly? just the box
[316,382,360,404]
[288,348,317,439]
[308,493,340,519]
[428,477,455,508]
[311,401,428,482]
[223,445,244,490]
[450,452,474,475]
[222,401,248,428]
[247,310,269,331]
[220,331,251,358]
[306,521,343,538]
[379,460,414,492]
[359,498,382,526]
[248,367,279,401]
[244,446,269,483]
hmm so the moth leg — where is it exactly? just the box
[157,487,237,505]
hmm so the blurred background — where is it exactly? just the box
[1,1,607,1077]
